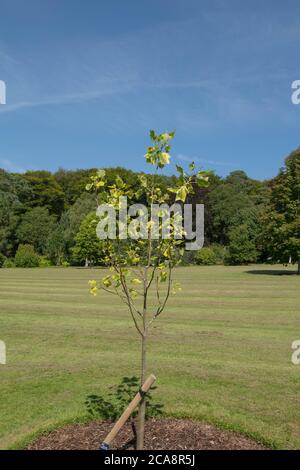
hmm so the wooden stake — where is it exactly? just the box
[100,374,156,449]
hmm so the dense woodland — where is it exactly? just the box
[0,148,299,271]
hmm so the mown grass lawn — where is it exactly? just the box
[0,265,299,449]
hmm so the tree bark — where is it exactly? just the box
[136,333,147,449]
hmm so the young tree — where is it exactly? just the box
[15,244,39,268]
[46,224,66,265]
[195,247,217,265]
[72,212,106,266]
[226,224,258,264]
[62,193,97,256]
[17,207,57,255]
[86,130,210,449]
[262,149,300,273]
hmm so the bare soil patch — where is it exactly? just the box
[28,418,267,450]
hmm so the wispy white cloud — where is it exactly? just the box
[0,83,138,114]
[0,7,299,132]
[177,153,233,168]
[0,158,25,173]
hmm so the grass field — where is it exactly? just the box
[0,265,300,449]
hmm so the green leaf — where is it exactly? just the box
[145,153,156,165]
[102,276,112,288]
[161,133,171,141]
[167,187,178,193]
[176,185,188,202]
[129,288,138,298]
[149,129,156,140]
[139,174,148,188]
[160,152,170,165]
[196,171,210,187]
[176,164,184,176]
[97,169,106,178]
[115,175,125,187]
[189,161,195,172]
[163,246,171,258]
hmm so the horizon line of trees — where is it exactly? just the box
[0,148,299,272]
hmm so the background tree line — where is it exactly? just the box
[0,148,299,271]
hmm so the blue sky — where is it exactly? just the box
[0,0,300,180]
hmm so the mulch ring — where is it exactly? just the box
[28,418,268,450]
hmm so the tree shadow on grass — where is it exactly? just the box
[246,269,298,276]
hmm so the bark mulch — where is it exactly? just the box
[28,418,267,450]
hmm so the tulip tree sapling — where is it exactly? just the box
[86,130,210,449]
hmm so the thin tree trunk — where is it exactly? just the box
[136,332,147,449]
[136,172,154,449]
